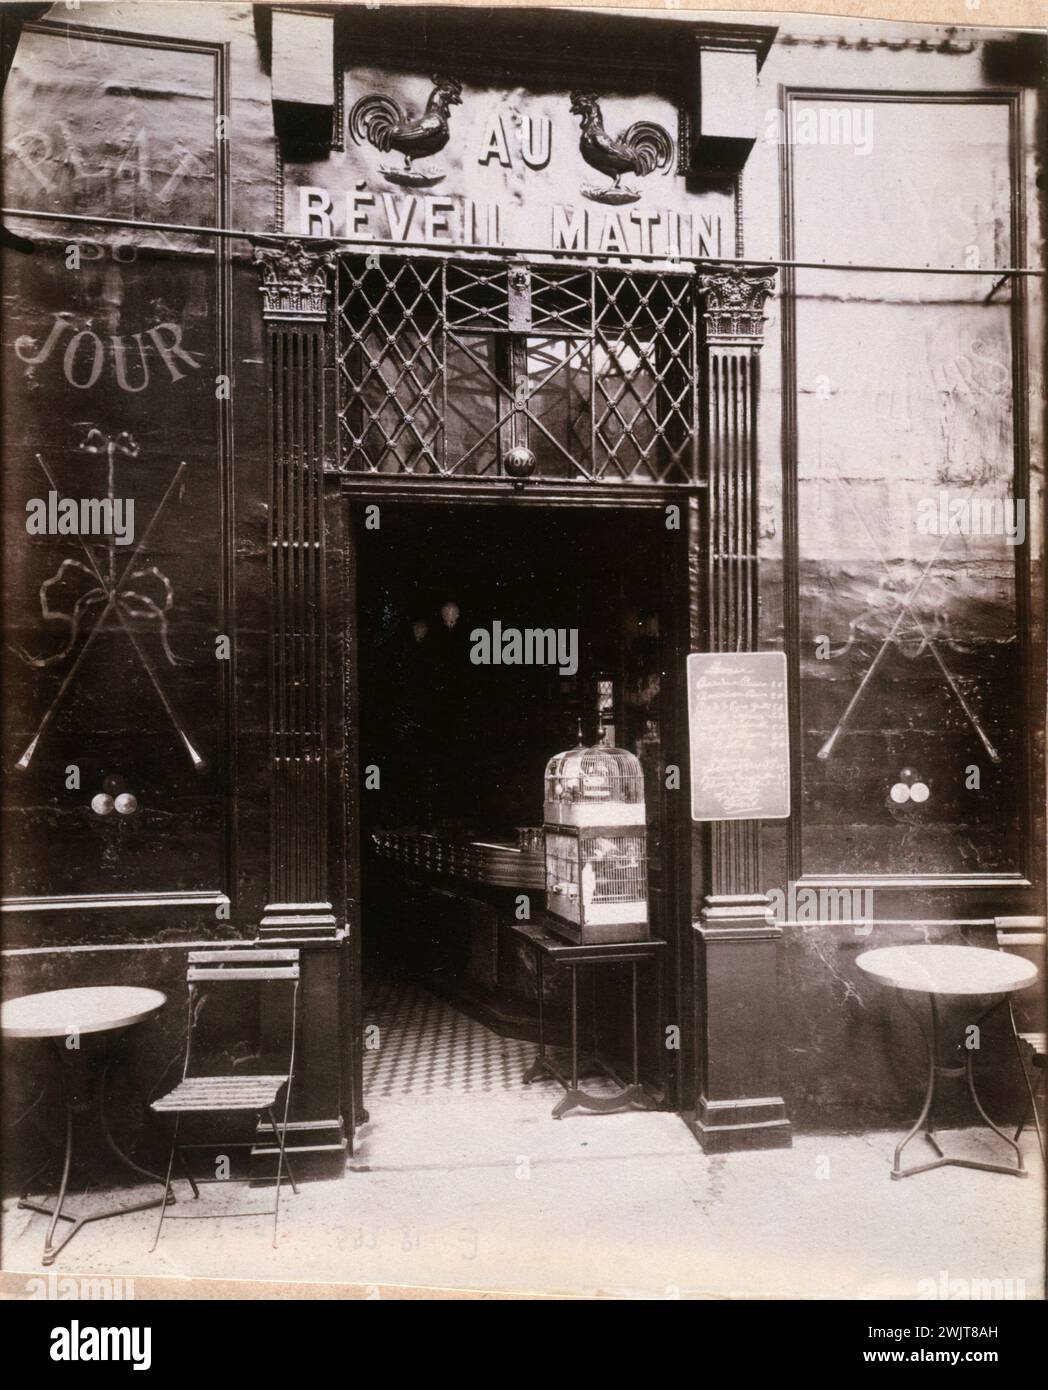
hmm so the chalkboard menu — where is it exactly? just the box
[687,652,791,821]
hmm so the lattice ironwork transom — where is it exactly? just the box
[336,254,697,484]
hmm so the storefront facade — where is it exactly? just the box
[2,3,1044,1184]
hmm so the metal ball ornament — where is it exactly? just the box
[504,445,536,489]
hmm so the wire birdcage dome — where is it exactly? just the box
[544,736,645,827]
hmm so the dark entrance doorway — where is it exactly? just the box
[352,500,685,1121]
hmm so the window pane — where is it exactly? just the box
[525,337,591,480]
[445,333,503,476]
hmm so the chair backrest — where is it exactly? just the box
[996,917,1046,1038]
[187,949,300,984]
[995,916,1047,948]
[181,949,300,1081]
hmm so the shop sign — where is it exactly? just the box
[284,70,733,258]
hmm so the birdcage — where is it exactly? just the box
[543,739,648,944]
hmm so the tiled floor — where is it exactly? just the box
[362,978,540,1099]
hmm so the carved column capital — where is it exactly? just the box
[697,265,776,346]
[254,239,336,323]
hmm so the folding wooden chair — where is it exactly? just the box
[150,949,300,1250]
[996,916,1046,1160]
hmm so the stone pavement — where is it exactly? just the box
[3,1084,1042,1300]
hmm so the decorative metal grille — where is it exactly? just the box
[336,254,697,483]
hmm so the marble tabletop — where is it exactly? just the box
[0,986,167,1039]
[856,944,1037,998]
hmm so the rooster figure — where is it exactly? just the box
[349,75,463,187]
[569,91,674,205]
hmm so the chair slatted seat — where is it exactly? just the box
[152,1075,290,1112]
[149,948,301,1251]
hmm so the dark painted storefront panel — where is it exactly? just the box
[788,97,1027,880]
[2,247,225,904]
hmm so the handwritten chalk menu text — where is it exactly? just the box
[687,653,791,822]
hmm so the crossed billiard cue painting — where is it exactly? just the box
[817,474,1000,766]
[15,429,207,775]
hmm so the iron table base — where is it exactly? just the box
[19,1190,174,1268]
[19,1039,173,1265]
[893,995,1027,1181]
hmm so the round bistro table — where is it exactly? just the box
[856,945,1038,1180]
[2,986,170,1264]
